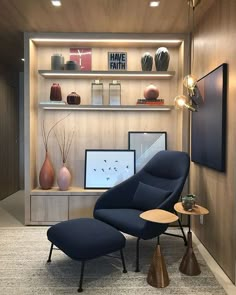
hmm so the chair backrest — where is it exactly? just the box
[143,150,189,180]
[137,150,190,210]
[94,150,190,211]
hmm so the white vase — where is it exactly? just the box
[57,165,71,191]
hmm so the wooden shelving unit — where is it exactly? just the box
[24,32,189,225]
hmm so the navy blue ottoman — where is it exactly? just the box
[47,218,127,292]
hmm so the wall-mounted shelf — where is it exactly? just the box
[39,103,173,111]
[38,70,175,80]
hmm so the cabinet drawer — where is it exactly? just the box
[69,195,100,219]
[31,195,68,222]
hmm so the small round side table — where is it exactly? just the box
[174,202,209,276]
[140,209,178,288]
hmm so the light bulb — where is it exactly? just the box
[174,95,187,108]
[149,1,160,7]
[174,95,197,112]
[183,75,197,89]
[51,0,61,7]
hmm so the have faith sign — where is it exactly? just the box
[108,52,127,70]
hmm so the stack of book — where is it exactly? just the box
[136,98,164,105]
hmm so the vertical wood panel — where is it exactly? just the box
[190,0,236,283]
[0,68,19,201]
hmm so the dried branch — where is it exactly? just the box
[54,127,75,164]
[41,113,71,152]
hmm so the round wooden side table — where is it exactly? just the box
[174,202,209,276]
[140,209,178,288]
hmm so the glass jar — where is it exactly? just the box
[182,194,196,211]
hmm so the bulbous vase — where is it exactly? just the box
[57,165,71,191]
[141,52,153,71]
[144,84,159,100]
[155,47,170,71]
[39,152,55,190]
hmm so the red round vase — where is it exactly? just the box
[144,84,159,100]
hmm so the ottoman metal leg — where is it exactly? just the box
[120,249,127,273]
[78,261,85,293]
[47,243,54,263]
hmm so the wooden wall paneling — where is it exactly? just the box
[24,35,38,224]
[38,110,176,188]
[0,76,7,199]
[6,79,19,196]
[190,0,236,283]
[19,72,24,189]
[0,70,19,201]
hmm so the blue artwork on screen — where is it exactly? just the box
[191,63,227,172]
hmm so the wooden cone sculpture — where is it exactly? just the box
[179,232,201,275]
[147,244,169,288]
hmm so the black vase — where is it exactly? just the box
[67,91,81,105]
[141,52,153,71]
[155,47,170,71]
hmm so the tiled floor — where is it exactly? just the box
[0,190,236,294]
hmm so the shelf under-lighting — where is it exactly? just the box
[32,38,182,44]
[38,70,175,80]
[39,103,173,111]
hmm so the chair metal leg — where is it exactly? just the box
[120,249,127,273]
[135,238,141,272]
[163,213,187,246]
[47,243,54,263]
[78,261,85,293]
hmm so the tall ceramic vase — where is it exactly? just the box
[141,52,153,71]
[39,152,55,190]
[57,164,71,191]
[155,47,170,71]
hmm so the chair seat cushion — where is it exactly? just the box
[132,182,172,211]
[94,208,168,240]
[47,218,125,261]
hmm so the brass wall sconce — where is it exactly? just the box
[174,0,202,112]
[174,95,197,112]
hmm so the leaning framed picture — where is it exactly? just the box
[84,149,136,189]
[128,131,167,171]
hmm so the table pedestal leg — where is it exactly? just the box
[179,231,201,276]
[147,244,169,288]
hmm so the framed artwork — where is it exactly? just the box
[108,52,127,70]
[128,131,167,172]
[84,149,136,189]
[70,48,92,71]
[191,63,227,172]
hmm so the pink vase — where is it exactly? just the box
[57,165,71,191]
[39,152,55,189]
